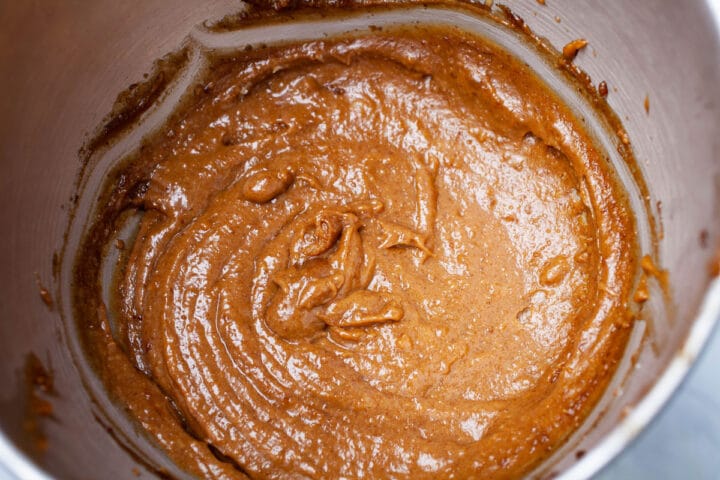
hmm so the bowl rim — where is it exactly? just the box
[557,279,720,479]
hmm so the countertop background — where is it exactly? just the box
[596,322,720,479]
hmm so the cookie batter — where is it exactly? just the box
[75,26,638,479]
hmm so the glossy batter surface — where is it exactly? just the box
[77,26,638,479]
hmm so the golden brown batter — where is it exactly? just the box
[75,25,638,479]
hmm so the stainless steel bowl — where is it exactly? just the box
[1,1,719,478]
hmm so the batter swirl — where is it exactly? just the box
[77,26,638,479]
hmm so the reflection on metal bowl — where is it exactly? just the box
[0,1,718,478]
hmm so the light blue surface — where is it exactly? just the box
[597,322,720,480]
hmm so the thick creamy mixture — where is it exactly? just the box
[76,26,638,479]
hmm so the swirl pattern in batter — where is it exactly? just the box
[76,26,638,479]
